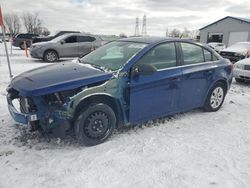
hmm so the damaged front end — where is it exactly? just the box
[6,61,115,137]
[6,87,84,136]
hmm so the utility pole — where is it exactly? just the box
[0,6,13,79]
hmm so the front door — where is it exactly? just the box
[60,35,79,57]
[129,42,182,123]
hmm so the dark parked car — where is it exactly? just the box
[7,37,233,146]
[220,42,250,63]
[12,33,39,50]
[32,31,80,44]
[30,33,102,62]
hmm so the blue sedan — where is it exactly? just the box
[7,37,233,146]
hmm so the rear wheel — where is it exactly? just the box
[74,103,116,146]
[43,50,58,62]
[203,82,226,112]
[235,78,245,83]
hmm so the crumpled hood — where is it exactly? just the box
[8,62,113,96]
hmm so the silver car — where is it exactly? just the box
[233,58,250,83]
[30,33,102,62]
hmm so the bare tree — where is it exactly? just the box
[34,26,50,36]
[4,13,21,37]
[119,32,127,38]
[190,30,200,40]
[21,12,42,34]
[182,27,191,38]
[169,28,181,37]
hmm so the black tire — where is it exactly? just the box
[74,103,116,146]
[203,82,226,112]
[235,78,245,83]
[43,50,58,62]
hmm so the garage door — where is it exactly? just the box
[228,32,249,47]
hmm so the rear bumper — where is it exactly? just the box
[7,94,38,125]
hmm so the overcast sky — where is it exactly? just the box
[1,0,250,36]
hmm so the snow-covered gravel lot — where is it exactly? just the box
[0,43,250,188]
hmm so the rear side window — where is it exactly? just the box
[213,55,219,61]
[137,42,177,70]
[181,43,204,65]
[78,36,96,42]
[65,36,77,43]
[203,49,212,62]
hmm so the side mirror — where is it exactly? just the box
[132,63,157,77]
[60,40,65,45]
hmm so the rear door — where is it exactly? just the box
[77,36,96,56]
[60,35,79,57]
[178,42,216,110]
[129,42,182,123]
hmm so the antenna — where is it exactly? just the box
[141,14,147,36]
[134,17,139,36]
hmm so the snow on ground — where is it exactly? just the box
[0,43,250,188]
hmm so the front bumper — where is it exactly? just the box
[30,47,44,59]
[233,68,250,80]
[7,94,38,125]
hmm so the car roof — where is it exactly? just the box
[118,36,193,44]
[60,33,95,37]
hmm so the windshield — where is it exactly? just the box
[79,41,147,71]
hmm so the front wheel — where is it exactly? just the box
[74,103,116,146]
[203,82,226,112]
[43,50,58,62]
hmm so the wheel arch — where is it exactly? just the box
[73,94,124,128]
[203,78,228,106]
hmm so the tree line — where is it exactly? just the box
[3,12,50,37]
[166,28,199,39]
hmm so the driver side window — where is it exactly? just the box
[65,36,77,43]
[137,42,177,70]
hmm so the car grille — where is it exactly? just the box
[220,51,235,57]
[244,65,250,70]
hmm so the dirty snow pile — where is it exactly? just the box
[0,43,250,188]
